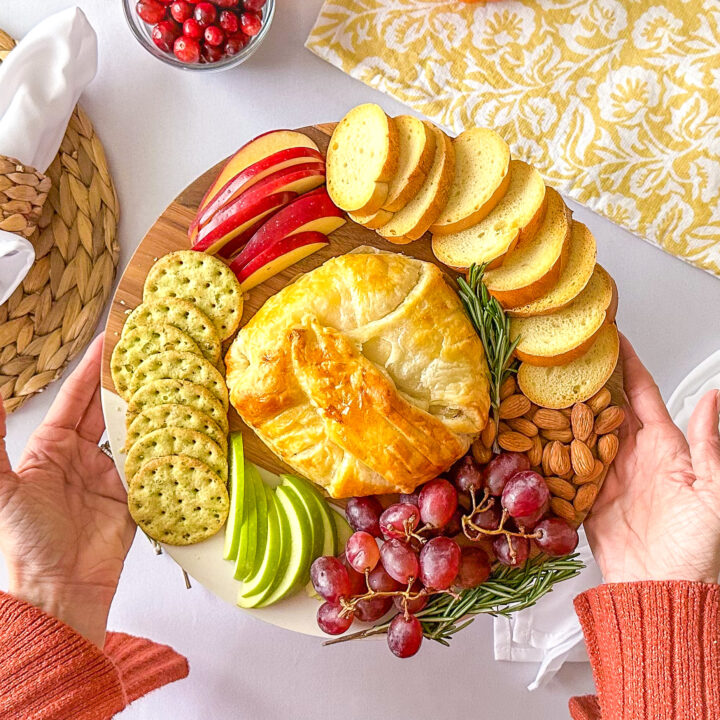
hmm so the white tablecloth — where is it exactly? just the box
[3,2,720,718]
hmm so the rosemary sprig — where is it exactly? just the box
[324,553,584,647]
[457,263,520,447]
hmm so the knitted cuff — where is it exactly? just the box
[0,155,51,238]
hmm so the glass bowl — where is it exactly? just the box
[122,0,275,72]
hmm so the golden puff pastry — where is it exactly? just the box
[225,249,490,498]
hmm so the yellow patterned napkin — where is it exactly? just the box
[307,0,720,277]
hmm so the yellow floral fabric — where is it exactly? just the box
[307,0,720,277]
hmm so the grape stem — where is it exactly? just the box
[462,509,540,541]
[339,579,457,619]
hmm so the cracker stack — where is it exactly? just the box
[111,251,243,545]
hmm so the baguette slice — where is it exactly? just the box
[432,160,546,270]
[510,265,615,366]
[326,104,399,214]
[484,187,571,308]
[517,324,620,409]
[348,208,394,229]
[382,115,436,212]
[377,124,455,243]
[430,128,510,234]
[506,221,597,317]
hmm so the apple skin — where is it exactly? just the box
[191,146,324,237]
[192,163,326,254]
[231,231,329,291]
[215,217,268,261]
[230,188,345,272]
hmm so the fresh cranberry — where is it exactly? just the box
[204,25,225,46]
[244,0,266,10]
[193,1,217,27]
[151,20,180,51]
[136,0,166,24]
[215,0,239,6]
[202,43,226,62]
[225,32,249,54]
[173,35,201,62]
[169,0,193,22]
[240,11,262,36]
[219,10,239,33]
[182,18,203,38]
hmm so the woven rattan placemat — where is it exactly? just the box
[0,29,119,412]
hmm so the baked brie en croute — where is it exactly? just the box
[226,250,491,498]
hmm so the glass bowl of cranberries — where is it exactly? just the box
[123,0,274,71]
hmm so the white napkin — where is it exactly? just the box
[0,7,97,305]
[493,352,720,690]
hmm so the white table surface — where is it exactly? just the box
[2,2,720,718]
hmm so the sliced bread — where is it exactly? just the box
[517,324,620,409]
[431,160,546,270]
[510,265,615,366]
[430,128,510,234]
[326,104,399,214]
[377,124,455,243]
[484,187,571,308]
[348,208,394,229]
[506,221,597,317]
[382,115,436,212]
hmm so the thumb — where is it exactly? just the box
[687,389,720,488]
[0,396,12,474]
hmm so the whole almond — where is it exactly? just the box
[533,408,570,430]
[571,403,594,442]
[481,420,497,448]
[499,421,512,434]
[560,407,573,418]
[559,468,575,481]
[546,476,576,501]
[574,459,604,485]
[598,433,619,464]
[586,431,598,451]
[523,403,538,420]
[527,435,543,467]
[500,375,517,400]
[499,394,532,420]
[542,441,554,476]
[548,440,571,475]
[574,483,599,513]
[507,417,539,437]
[498,431,533,453]
[571,440,595,477]
[541,428,574,443]
[550,497,576,523]
[594,406,625,435]
[472,439,493,465]
[587,387,612,415]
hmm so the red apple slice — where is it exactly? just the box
[216,218,268,261]
[230,231,329,292]
[192,163,326,254]
[190,146,324,240]
[231,188,346,273]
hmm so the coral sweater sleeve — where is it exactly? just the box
[0,590,188,719]
[569,581,720,720]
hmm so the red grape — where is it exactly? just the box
[380,503,420,540]
[317,602,353,635]
[345,531,380,573]
[346,496,383,537]
[387,614,423,658]
[240,11,262,36]
[534,517,579,556]
[136,0,166,24]
[151,20,180,51]
[380,539,419,585]
[514,498,549,531]
[438,508,463,538]
[393,579,427,614]
[368,564,403,593]
[418,478,458,528]
[501,471,550,518]
[484,453,531,496]
[470,501,502,531]
[451,454,484,494]
[344,559,367,596]
[310,556,351,603]
[492,535,530,567]
[419,536,461,589]
[454,547,491,589]
[354,595,392,622]
[398,491,419,506]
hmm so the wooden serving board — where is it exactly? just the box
[101,123,461,476]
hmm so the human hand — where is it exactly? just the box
[585,335,720,584]
[0,334,135,647]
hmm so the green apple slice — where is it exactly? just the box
[234,461,259,581]
[256,485,312,607]
[280,475,324,569]
[333,508,353,551]
[223,433,244,561]
[248,469,268,579]
[237,486,282,607]
[282,474,337,557]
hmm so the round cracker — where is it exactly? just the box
[128,455,229,545]
[126,379,228,434]
[128,350,228,410]
[111,325,203,400]
[125,427,228,483]
[122,298,221,366]
[126,403,227,454]
[143,251,243,340]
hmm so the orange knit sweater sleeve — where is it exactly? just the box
[569,581,720,720]
[0,591,189,719]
